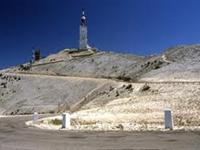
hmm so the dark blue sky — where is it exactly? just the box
[1,0,200,69]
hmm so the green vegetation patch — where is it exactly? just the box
[49,119,62,125]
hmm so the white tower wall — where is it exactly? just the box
[79,10,89,50]
[79,25,88,49]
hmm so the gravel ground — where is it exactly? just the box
[0,116,200,150]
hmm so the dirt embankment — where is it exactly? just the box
[27,82,200,131]
[72,82,200,130]
[1,46,200,130]
[0,73,117,115]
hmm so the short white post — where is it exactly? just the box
[62,113,71,129]
[33,112,39,122]
[164,108,173,130]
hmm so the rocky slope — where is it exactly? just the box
[141,45,200,81]
[5,49,167,82]
[74,82,200,130]
[28,82,200,131]
[0,73,118,115]
[1,44,200,121]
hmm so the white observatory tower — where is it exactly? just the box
[79,10,89,50]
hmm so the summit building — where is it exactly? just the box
[79,10,90,50]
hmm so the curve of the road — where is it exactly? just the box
[4,72,200,85]
[0,115,200,150]
[1,73,200,149]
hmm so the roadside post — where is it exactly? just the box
[33,112,39,122]
[164,108,173,130]
[62,113,71,129]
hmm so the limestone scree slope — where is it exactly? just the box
[0,45,200,129]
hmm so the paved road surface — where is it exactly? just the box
[6,72,200,85]
[0,116,200,150]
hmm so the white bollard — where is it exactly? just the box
[62,113,71,129]
[33,112,39,122]
[164,108,173,130]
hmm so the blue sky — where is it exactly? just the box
[1,0,200,69]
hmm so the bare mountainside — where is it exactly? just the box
[0,44,200,129]
[0,73,118,115]
[5,49,167,82]
[141,45,200,81]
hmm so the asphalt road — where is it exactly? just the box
[0,116,200,150]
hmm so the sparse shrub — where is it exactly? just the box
[48,110,55,114]
[158,60,163,64]
[116,124,124,130]
[140,83,150,92]
[122,84,126,88]
[19,65,24,70]
[116,76,131,82]
[19,64,31,71]
[1,82,7,88]
[186,119,192,125]
[115,90,120,97]
[125,84,132,90]
[109,86,114,91]
[175,116,185,126]
[153,61,163,69]
[112,65,118,69]
[50,119,62,125]
[71,118,97,125]
[13,76,17,80]
[154,64,160,69]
